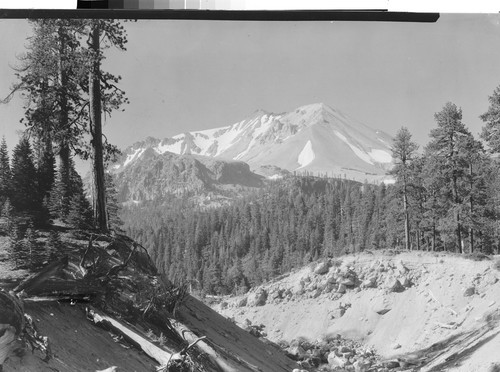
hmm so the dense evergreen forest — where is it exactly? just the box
[123,98,500,296]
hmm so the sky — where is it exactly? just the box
[1,14,500,172]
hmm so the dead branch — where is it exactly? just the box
[79,235,94,277]
[105,242,137,278]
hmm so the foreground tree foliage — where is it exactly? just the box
[4,18,128,233]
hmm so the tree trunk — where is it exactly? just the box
[403,180,410,251]
[58,26,71,194]
[88,22,108,232]
[469,163,474,253]
[452,174,463,254]
[432,221,436,252]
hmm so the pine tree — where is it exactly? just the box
[425,102,471,253]
[10,137,42,219]
[480,85,500,154]
[9,221,24,269]
[1,198,14,233]
[86,19,128,231]
[47,229,63,260]
[67,193,93,231]
[0,137,11,207]
[24,224,38,269]
[391,127,419,250]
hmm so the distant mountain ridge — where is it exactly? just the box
[113,103,394,182]
[113,149,264,206]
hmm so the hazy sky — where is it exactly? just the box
[1,14,500,164]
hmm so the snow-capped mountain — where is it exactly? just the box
[114,103,394,182]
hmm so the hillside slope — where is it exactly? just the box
[216,251,500,371]
[0,233,298,372]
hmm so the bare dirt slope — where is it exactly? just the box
[216,251,500,371]
[4,302,157,372]
[1,233,299,372]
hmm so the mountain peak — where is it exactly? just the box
[248,108,271,119]
[115,102,394,183]
[297,102,336,115]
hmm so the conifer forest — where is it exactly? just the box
[124,99,500,295]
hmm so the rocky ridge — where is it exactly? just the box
[112,150,264,206]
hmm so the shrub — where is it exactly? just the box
[465,252,491,262]
[492,258,500,272]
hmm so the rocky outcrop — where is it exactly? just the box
[233,257,418,310]
[113,151,264,204]
[279,334,386,372]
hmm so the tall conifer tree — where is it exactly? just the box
[0,137,11,207]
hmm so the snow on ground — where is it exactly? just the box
[333,130,374,165]
[296,140,315,169]
[216,251,500,371]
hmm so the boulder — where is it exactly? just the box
[314,261,330,275]
[383,360,400,369]
[287,345,308,359]
[361,278,376,289]
[339,346,352,354]
[463,286,475,297]
[337,283,347,294]
[326,273,338,284]
[340,277,356,287]
[247,289,268,306]
[353,359,371,372]
[397,260,409,274]
[327,352,347,368]
[311,288,322,299]
[236,297,247,307]
[388,279,404,293]
[401,276,412,288]
[373,297,392,315]
[331,308,346,318]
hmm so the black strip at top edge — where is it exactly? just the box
[0,9,440,23]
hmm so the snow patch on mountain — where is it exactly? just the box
[123,148,145,167]
[368,149,392,163]
[296,140,315,169]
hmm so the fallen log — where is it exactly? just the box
[22,278,104,297]
[13,256,69,295]
[85,306,173,366]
